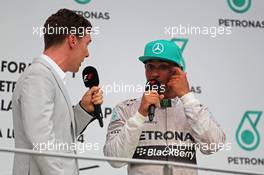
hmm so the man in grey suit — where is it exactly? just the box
[12,9,103,175]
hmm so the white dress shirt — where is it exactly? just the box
[41,54,66,84]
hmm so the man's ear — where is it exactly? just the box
[68,34,77,48]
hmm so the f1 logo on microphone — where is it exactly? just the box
[83,73,93,82]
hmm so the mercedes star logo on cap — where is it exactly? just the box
[152,43,164,54]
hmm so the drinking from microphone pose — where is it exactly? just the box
[12,9,103,175]
[104,39,225,175]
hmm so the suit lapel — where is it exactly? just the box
[33,58,77,139]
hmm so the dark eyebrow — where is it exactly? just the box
[159,63,170,66]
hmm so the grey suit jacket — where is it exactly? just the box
[12,57,94,175]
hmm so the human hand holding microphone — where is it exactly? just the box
[138,79,164,121]
[138,67,189,121]
[80,66,104,127]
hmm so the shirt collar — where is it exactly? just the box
[41,54,66,83]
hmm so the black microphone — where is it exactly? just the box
[145,79,161,122]
[82,66,103,128]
